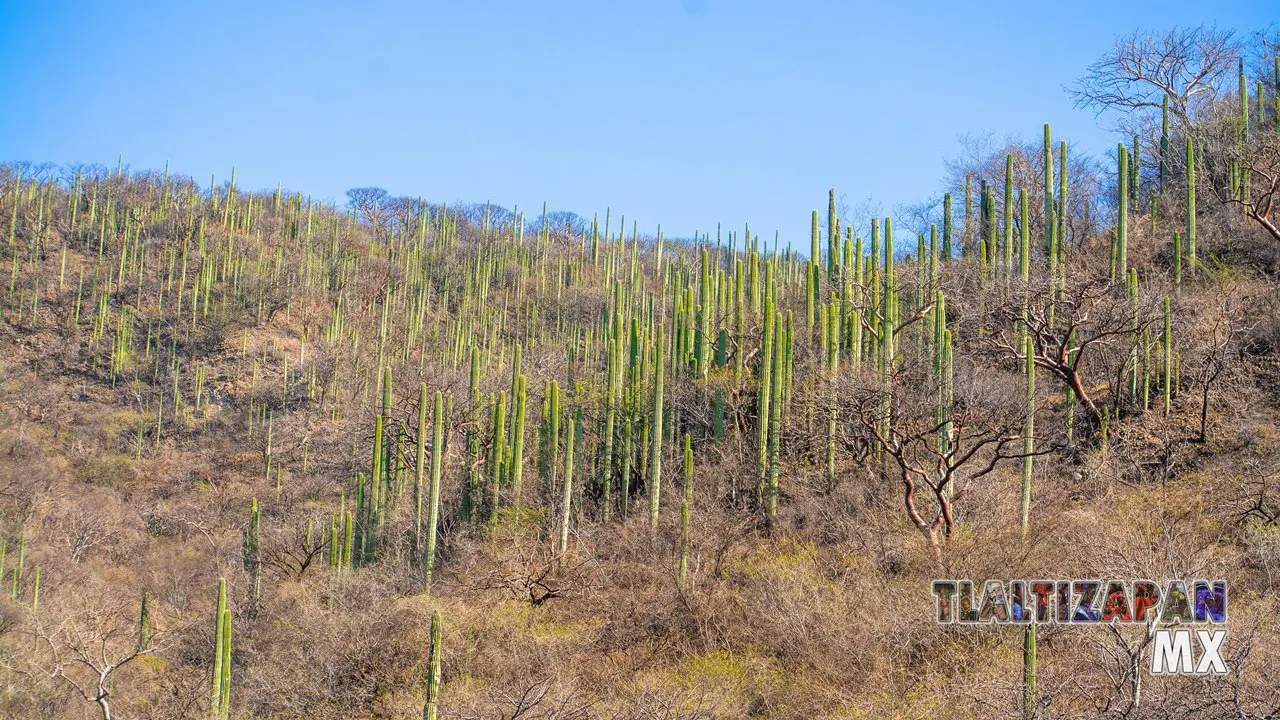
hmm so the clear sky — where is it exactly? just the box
[0,1,1269,245]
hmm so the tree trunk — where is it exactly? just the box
[96,674,112,720]
[1060,366,1103,432]
[1247,208,1280,242]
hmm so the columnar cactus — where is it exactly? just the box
[1004,155,1014,276]
[545,380,561,510]
[424,390,444,592]
[423,611,442,720]
[560,407,581,552]
[1173,231,1182,283]
[488,392,506,519]
[509,375,527,506]
[765,311,784,525]
[678,433,693,592]
[934,291,950,456]
[648,323,665,532]
[964,173,973,257]
[1043,124,1054,264]
[1057,141,1068,266]
[211,578,232,720]
[1160,95,1170,192]
[415,383,428,552]
[243,498,261,602]
[1021,336,1035,537]
[757,295,775,501]
[713,330,727,440]
[807,210,819,329]
[601,308,623,518]
[1163,297,1173,415]
[1117,142,1129,281]
[138,591,151,651]
[463,346,481,522]
[1024,622,1037,720]
[942,192,953,260]
[880,219,895,373]
[1186,137,1196,275]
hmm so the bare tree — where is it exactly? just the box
[1069,26,1240,131]
[258,515,329,581]
[27,600,165,720]
[848,361,1047,565]
[1181,285,1255,442]
[989,274,1150,433]
[345,187,391,237]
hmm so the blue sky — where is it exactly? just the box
[0,1,1269,245]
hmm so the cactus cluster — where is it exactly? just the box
[4,69,1257,712]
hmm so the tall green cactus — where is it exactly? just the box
[416,383,428,552]
[880,218,895,372]
[488,392,506,519]
[1021,336,1035,537]
[1117,142,1128,282]
[506,345,523,488]
[217,601,231,720]
[757,296,775,501]
[1043,124,1054,264]
[243,498,261,602]
[1173,231,1182,284]
[1024,622,1037,719]
[138,591,151,651]
[765,312,783,525]
[1186,137,1196,275]
[942,192,953,260]
[559,407,580,552]
[424,390,444,592]
[463,345,481,522]
[648,323,664,532]
[713,331,727,441]
[934,291,951,458]
[828,188,839,281]
[1163,297,1173,415]
[545,380,561,510]
[678,433,693,592]
[1057,141,1068,266]
[807,210,819,329]
[423,611,442,720]
[1004,155,1014,276]
[1160,95,1170,193]
[509,375,527,506]
[964,173,973,257]
[211,578,231,720]
[601,308,623,518]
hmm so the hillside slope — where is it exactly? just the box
[1,144,1279,720]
